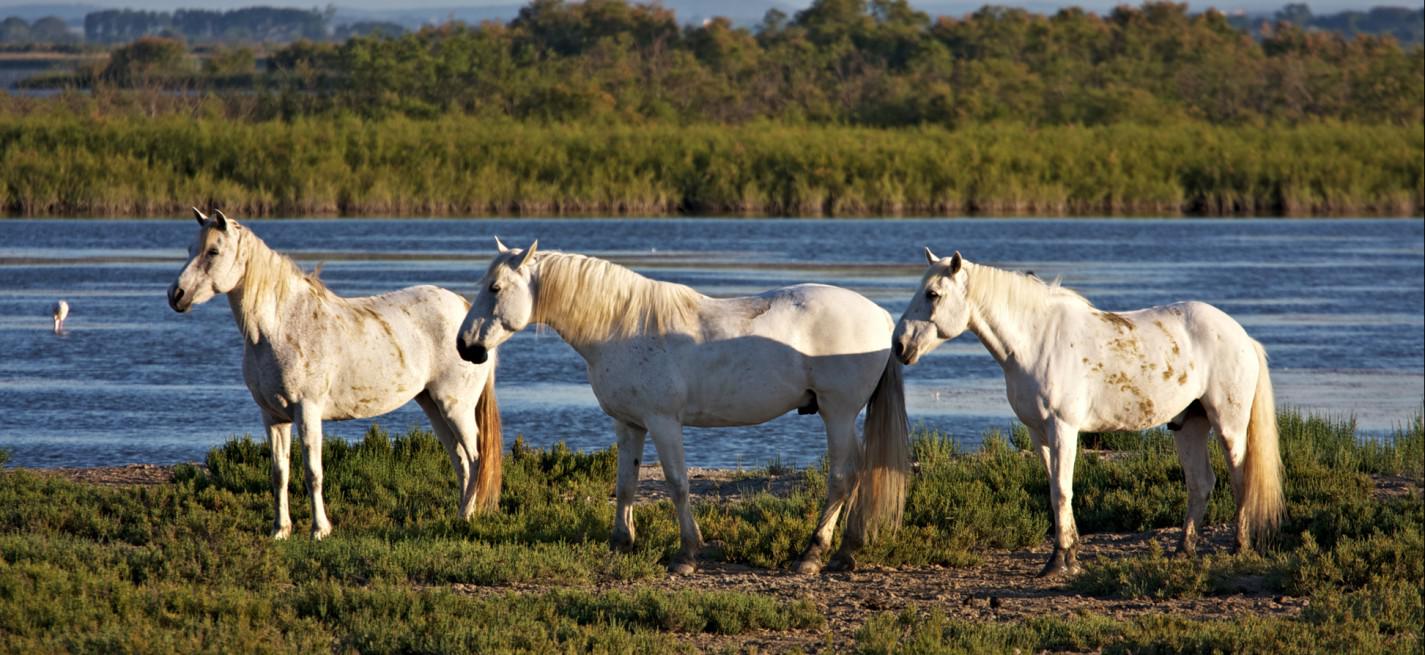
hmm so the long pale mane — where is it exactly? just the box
[963,261,1094,318]
[530,251,702,344]
[233,227,333,343]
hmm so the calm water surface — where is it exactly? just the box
[1,218,1421,468]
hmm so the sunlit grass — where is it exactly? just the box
[0,408,1419,651]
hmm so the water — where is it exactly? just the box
[1,218,1421,468]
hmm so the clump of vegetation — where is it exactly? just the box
[0,410,1419,651]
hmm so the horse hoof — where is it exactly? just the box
[1036,549,1081,578]
[311,525,333,541]
[271,526,292,540]
[610,533,636,554]
[826,553,856,572]
[668,560,697,576]
[794,559,822,576]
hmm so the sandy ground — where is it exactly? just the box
[39,462,1416,653]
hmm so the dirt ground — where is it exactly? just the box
[45,462,1390,653]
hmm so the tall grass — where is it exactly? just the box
[1,116,1420,217]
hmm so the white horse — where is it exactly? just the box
[893,249,1284,576]
[168,209,502,539]
[456,240,910,575]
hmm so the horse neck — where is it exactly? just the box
[530,254,700,353]
[226,233,324,345]
[964,264,1053,367]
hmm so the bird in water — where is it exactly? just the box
[51,300,69,334]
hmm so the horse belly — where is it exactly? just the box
[679,346,809,427]
[682,381,807,427]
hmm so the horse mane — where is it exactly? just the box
[963,260,1095,317]
[529,251,702,344]
[233,227,334,343]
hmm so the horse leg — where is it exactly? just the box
[416,392,471,517]
[263,412,293,539]
[1209,406,1252,553]
[611,420,646,552]
[647,416,701,575]
[797,409,859,575]
[294,402,333,540]
[1038,419,1081,577]
[1171,414,1214,557]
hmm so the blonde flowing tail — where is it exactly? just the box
[474,370,503,512]
[1242,340,1285,549]
[843,357,912,545]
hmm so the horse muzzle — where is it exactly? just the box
[168,285,191,313]
[456,339,489,364]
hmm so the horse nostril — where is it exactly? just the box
[172,288,184,301]
[892,341,904,358]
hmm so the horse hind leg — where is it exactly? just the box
[1170,408,1214,557]
[646,416,701,575]
[416,392,472,516]
[795,408,859,575]
[1205,400,1253,553]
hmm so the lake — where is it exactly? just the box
[1,218,1421,468]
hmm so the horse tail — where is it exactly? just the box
[844,356,912,545]
[1242,339,1285,549]
[473,368,503,512]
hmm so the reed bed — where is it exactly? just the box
[1,116,1420,217]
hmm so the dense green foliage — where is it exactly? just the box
[20,1,1422,128]
[1,410,1419,650]
[0,116,1418,216]
[3,0,1417,218]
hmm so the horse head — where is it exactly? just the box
[169,208,246,313]
[458,238,538,364]
[893,247,968,365]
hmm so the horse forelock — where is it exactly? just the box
[530,251,701,344]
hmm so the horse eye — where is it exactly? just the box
[489,282,501,294]
[926,289,941,300]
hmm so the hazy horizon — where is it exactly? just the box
[2,0,1418,14]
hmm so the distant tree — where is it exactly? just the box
[103,36,190,85]
[0,17,29,44]
[29,16,75,44]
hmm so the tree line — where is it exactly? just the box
[40,0,1419,128]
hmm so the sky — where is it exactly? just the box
[0,1,1416,11]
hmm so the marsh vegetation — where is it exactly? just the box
[1,410,1418,652]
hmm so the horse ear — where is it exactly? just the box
[923,246,939,265]
[192,207,208,225]
[212,210,230,232]
[948,251,963,275]
[494,236,509,254]
[513,240,539,270]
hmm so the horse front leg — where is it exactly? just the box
[646,416,701,575]
[797,409,859,575]
[263,413,293,539]
[295,402,333,540]
[1039,419,1081,577]
[611,420,647,552]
